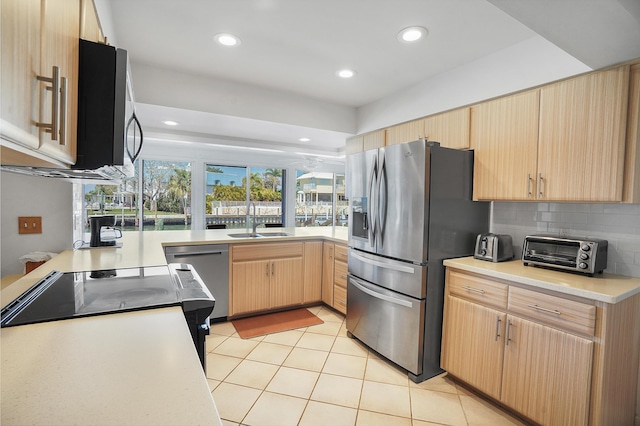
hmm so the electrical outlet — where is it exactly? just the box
[18,216,42,234]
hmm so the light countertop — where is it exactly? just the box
[0,227,347,425]
[1,307,221,426]
[443,257,640,304]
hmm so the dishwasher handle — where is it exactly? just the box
[168,250,227,257]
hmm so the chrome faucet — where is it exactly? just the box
[250,201,263,236]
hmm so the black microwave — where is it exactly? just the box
[75,39,143,171]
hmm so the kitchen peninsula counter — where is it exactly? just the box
[443,256,640,303]
[0,226,347,425]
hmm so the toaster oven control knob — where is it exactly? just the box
[580,253,589,260]
[579,262,588,269]
[581,244,591,251]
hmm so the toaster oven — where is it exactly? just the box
[522,235,608,276]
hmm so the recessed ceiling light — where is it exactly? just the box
[162,120,179,126]
[397,26,428,43]
[299,137,311,142]
[336,69,356,79]
[214,33,241,47]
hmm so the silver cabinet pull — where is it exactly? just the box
[537,173,543,197]
[505,320,513,345]
[527,173,533,197]
[527,304,561,315]
[58,76,67,145]
[271,262,275,276]
[266,263,269,277]
[495,316,502,341]
[461,285,485,295]
[36,66,60,140]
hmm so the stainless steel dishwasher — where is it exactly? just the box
[164,244,229,321]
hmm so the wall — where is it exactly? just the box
[490,202,640,277]
[356,35,591,134]
[1,172,73,276]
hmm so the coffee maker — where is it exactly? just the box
[89,215,119,247]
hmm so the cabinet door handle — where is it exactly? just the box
[505,320,513,345]
[266,263,270,277]
[36,66,60,141]
[271,262,275,276]
[537,173,543,197]
[495,316,502,341]
[527,304,561,315]
[527,173,533,197]
[461,285,485,295]
[329,247,333,260]
[58,76,67,146]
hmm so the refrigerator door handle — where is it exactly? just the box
[350,251,416,274]
[378,151,387,246]
[367,154,378,246]
[350,276,413,308]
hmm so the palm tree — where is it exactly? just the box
[168,168,191,226]
[264,168,282,191]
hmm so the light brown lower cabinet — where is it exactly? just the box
[441,268,640,426]
[230,242,304,316]
[321,242,348,314]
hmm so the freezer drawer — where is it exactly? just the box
[346,275,425,375]
[164,244,229,319]
[348,248,426,298]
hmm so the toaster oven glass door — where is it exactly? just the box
[524,240,579,267]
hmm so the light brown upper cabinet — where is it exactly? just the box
[472,65,630,202]
[623,63,640,203]
[1,0,42,152]
[537,66,629,202]
[1,0,80,166]
[423,108,470,149]
[80,0,103,43]
[386,119,424,146]
[363,129,385,151]
[471,89,540,201]
[386,108,470,149]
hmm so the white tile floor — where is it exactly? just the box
[205,306,527,426]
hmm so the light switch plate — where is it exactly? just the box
[18,216,42,234]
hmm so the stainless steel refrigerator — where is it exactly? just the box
[346,140,489,383]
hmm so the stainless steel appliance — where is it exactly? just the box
[164,244,229,320]
[473,233,514,262]
[0,263,214,370]
[0,39,142,182]
[346,140,489,382]
[522,234,608,275]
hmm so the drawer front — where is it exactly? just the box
[508,286,596,336]
[232,242,303,261]
[334,244,348,263]
[334,259,348,288]
[448,270,508,309]
[333,285,347,314]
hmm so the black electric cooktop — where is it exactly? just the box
[1,266,181,327]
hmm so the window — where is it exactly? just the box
[205,165,284,229]
[296,171,346,227]
[142,160,191,230]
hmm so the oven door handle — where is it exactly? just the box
[350,251,416,274]
[349,276,413,308]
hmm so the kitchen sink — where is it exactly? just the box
[227,232,292,238]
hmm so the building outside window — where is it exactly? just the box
[296,171,346,227]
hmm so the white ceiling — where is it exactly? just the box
[95,0,640,164]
